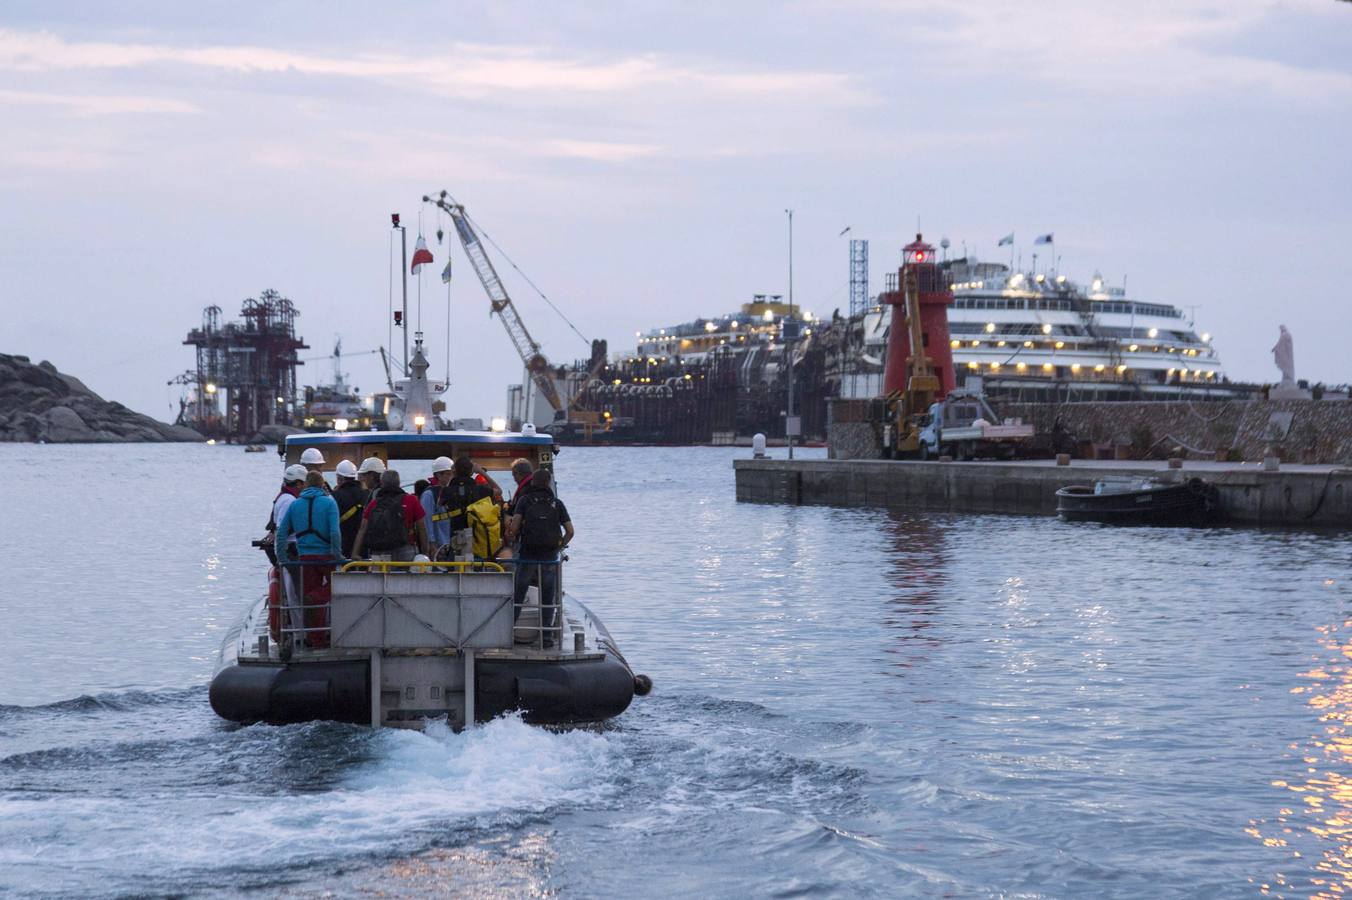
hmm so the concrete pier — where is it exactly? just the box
[734,458,1352,527]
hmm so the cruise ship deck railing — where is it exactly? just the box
[269,557,565,654]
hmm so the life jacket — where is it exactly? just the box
[435,476,488,531]
[467,495,502,559]
[365,489,410,552]
[265,484,300,532]
[518,490,562,554]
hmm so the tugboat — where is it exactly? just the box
[209,338,650,728]
[1056,476,1221,525]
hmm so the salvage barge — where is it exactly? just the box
[210,425,649,728]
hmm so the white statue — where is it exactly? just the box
[1272,325,1295,387]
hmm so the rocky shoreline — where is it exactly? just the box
[0,353,203,443]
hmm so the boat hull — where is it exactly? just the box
[208,598,638,728]
[1055,479,1219,525]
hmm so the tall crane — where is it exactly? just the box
[423,190,566,417]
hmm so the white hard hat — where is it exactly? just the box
[357,457,386,475]
[431,455,453,474]
[300,447,325,465]
[284,464,308,483]
[335,459,358,478]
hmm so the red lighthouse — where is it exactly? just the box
[881,234,956,398]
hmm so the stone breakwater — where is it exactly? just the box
[735,458,1352,527]
[0,353,202,443]
[828,398,1352,465]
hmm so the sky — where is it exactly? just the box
[1,1,1349,422]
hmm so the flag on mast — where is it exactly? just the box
[410,235,434,273]
[440,256,453,284]
[998,232,1014,246]
[1034,233,1054,245]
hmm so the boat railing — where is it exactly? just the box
[268,556,566,656]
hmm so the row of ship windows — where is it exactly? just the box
[948,322,1200,342]
[959,362,1220,382]
[953,298,1180,318]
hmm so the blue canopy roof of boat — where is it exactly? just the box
[285,430,553,447]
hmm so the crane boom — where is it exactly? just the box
[423,191,564,414]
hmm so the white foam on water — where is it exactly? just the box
[0,715,623,893]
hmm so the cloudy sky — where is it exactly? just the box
[2,1,1349,421]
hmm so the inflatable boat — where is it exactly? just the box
[209,374,649,729]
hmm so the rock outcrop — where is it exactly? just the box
[0,353,203,443]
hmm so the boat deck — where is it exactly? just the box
[233,589,603,666]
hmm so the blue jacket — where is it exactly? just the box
[276,486,342,563]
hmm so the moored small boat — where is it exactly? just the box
[1056,477,1220,525]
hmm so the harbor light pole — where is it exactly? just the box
[785,208,796,460]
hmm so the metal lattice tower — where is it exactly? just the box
[182,289,308,439]
[849,239,869,317]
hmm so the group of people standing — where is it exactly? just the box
[264,448,573,652]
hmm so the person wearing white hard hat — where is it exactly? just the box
[420,456,457,551]
[261,463,309,633]
[298,447,332,494]
[332,459,367,558]
[357,456,385,496]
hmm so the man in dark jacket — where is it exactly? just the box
[331,459,369,558]
[435,456,493,560]
[505,468,573,647]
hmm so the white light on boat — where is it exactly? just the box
[968,361,978,369]
[950,339,961,348]
[1148,328,1159,338]
[1041,323,1052,335]
[1016,362,1027,371]
[205,382,217,394]
[1056,275,1066,284]
[276,396,284,404]
[1042,363,1054,372]
[1035,274,1045,283]
[490,417,507,432]
[414,415,425,434]
[1055,341,1065,349]
[985,322,996,333]
[990,362,1000,370]
[971,340,981,348]
[1071,364,1082,373]
[1202,333,1212,342]
[1095,364,1106,372]
[1128,344,1139,352]
[1207,371,1215,378]
[334,418,349,432]
[704,322,716,332]
[763,310,775,322]
[206,438,216,445]
[1116,365,1127,374]
[730,321,738,329]
[1092,278,1103,291]
[1023,341,1033,348]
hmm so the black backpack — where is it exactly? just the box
[520,493,562,552]
[366,490,408,552]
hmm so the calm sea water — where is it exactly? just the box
[2,442,1349,898]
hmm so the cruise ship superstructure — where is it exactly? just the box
[507,245,1241,444]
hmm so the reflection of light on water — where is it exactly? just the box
[1253,618,1352,897]
[282,833,556,898]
